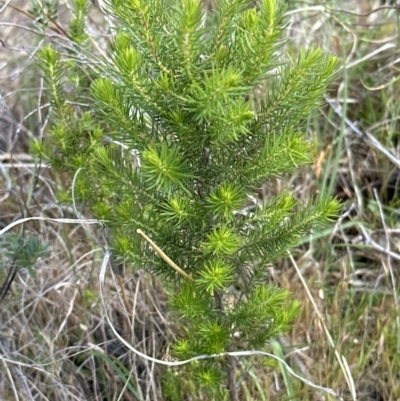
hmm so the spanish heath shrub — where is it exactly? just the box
[33,0,340,398]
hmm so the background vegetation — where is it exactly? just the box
[0,0,399,400]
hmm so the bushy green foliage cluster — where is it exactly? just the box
[33,0,340,398]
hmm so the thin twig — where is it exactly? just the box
[288,252,356,401]
[358,224,400,262]
[136,229,193,281]
[326,97,400,169]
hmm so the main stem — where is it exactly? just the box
[214,291,239,401]
[227,354,239,401]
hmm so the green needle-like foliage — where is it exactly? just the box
[34,0,341,398]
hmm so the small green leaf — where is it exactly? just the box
[206,182,246,220]
[3,234,50,271]
[141,142,196,194]
[161,195,193,226]
[202,226,240,255]
[195,259,234,295]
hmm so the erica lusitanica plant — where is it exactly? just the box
[33,0,340,398]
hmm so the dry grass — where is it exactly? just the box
[1,0,400,400]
